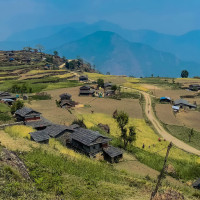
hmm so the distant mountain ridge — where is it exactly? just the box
[1,20,200,76]
[53,31,200,77]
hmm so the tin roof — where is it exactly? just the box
[103,146,123,158]
[30,131,50,142]
[71,128,111,146]
[15,107,41,117]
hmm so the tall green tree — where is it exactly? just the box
[97,78,104,88]
[115,111,136,149]
[11,100,24,114]
[181,70,189,78]
[53,51,58,56]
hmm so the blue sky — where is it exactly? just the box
[0,0,200,40]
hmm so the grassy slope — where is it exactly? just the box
[0,129,150,200]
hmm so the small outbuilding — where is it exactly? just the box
[160,97,171,103]
[103,146,123,163]
[193,178,200,189]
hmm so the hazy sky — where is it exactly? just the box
[0,0,200,40]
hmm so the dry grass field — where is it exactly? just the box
[154,89,196,100]
[155,104,183,126]
[176,111,200,131]
[26,87,143,125]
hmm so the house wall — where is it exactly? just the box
[71,139,90,155]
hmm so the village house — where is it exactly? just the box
[79,75,88,82]
[193,178,200,189]
[79,85,95,96]
[69,127,123,163]
[15,107,41,122]
[173,99,197,109]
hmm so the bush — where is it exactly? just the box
[11,100,24,114]
[0,113,11,122]
[72,119,86,128]
[30,92,51,100]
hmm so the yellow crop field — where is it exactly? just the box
[5,125,35,139]
[123,82,149,92]
[85,72,117,80]
[52,73,73,78]
[49,139,83,159]
[27,69,66,75]
[124,77,140,83]
[81,113,200,163]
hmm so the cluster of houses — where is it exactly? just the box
[14,107,123,163]
[79,82,115,97]
[160,97,197,112]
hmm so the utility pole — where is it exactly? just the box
[150,142,173,200]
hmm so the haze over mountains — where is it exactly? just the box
[1,21,200,77]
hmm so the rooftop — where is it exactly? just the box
[45,124,73,138]
[15,107,41,117]
[25,117,52,128]
[30,131,50,142]
[103,146,123,158]
[71,128,111,146]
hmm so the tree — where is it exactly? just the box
[188,128,195,142]
[111,84,117,92]
[11,100,24,114]
[53,51,58,56]
[115,111,136,149]
[35,44,44,53]
[181,70,189,78]
[23,47,32,52]
[97,78,104,88]
[106,72,110,75]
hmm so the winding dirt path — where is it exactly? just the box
[141,91,200,156]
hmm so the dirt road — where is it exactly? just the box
[141,91,200,156]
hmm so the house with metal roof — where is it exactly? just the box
[45,124,74,138]
[174,99,197,109]
[30,131,50,144]
[70,128,111,157]
[15,107,41,122]
[193,178,200,189]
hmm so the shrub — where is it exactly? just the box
[11,100,24,114]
